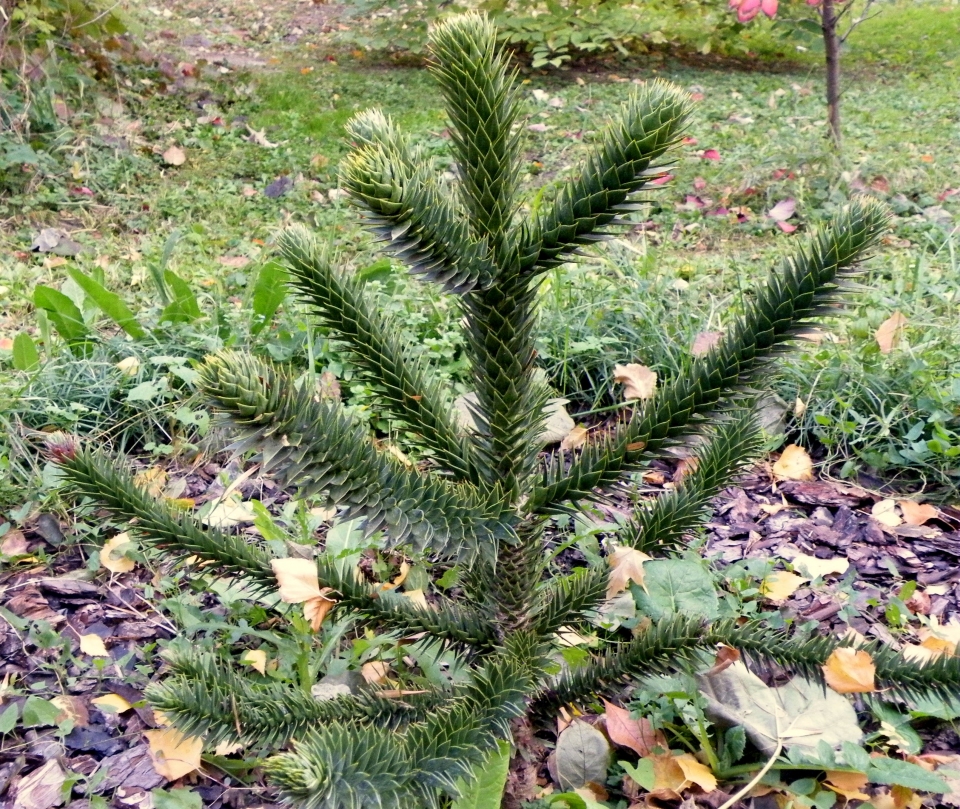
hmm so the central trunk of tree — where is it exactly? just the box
[821,0,842,146]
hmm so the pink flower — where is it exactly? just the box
[761,0,778,16]
[733,0,762,22]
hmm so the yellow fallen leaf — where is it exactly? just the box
[823,647,875,694]
[403,588,430,610]
[918,617,960,657]
[875,311,907,354]
[613,363,657,400]
[241,649,267,675]
[116,356,141,376]
[772,444,814,481]
[872,499,903,527]
[79,634,109,657]
[560,425,588,451]
[145,727,203,780]
[272,558,323,603]
[760,571,806,602]
[134,466,167,498]
[606,546,651,599]
[824,770,870,801]
[794,397,806,418]
[101,533,136,574]
[91,694,132,713]
[898,500,938,526]
[791,553,849,579]
[361,660,390,684]
[303,588,337,631]
[675,753,717,792]
[213,740,244,756]
[651,752,687,793]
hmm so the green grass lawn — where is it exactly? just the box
[1,0,958,502]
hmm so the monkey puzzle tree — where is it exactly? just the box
[55,13,960,809]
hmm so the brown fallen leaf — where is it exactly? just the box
[772,444,814,481]
[602,699,666,757]
[691,330,723,357]
[875,312,907,354]
[51,695,89,728]
[145,727,203,780]
[13,759,66,809]
[613,363,657,400]
[606,546,651,599]
[162,145,186,166]
[362,660,390,684]
[675,754,717,792]
[899,500,938,526]
[823,647,876,694]
[271,558,338,631]
[1,529,28,556]
[303,588,337,631]
[705,644,741,676]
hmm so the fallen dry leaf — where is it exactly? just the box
[145,727,203,780]
[918,618,960,657]
[241,649,267,675]
[875,312,907,354]
[872,499,903,527]
[303,588,337,631]
[51,695,89,728]
[602,699,666,757]
[613,364,657,401]
[560,425,588,451]
[772,444,814,481]
[1,529,28,556]
[675,754,717,792]
[691,331,722,357]
[403,588,430,610]
[162,145,186,166]
[823,647,876,694]
[791,553,849,579]
[760,571,806,602]
[101,533,136,574]
[91,694,132,714]
[706,644,741,676]
[362,660,390,684]
[824,770,871,801]
[134,465,167,497]
[79,634,109,657]
[272,558,324,603]
[13,759,66,809]
[607,546,651,599]
[217,255,251,268]
[214,740,244,756]
[899,500,938,526]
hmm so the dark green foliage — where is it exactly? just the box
[54,12,957,809]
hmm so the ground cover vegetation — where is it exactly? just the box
[0,0,959,807]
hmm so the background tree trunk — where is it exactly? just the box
[821,0,842,146]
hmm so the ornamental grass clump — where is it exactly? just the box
[56,13,960,809]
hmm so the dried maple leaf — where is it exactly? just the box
[606,546,651,599]
[823,647,876,694]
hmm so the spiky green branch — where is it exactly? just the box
[618,409,763,553]
[200,351,511,561]
[278,226,477,482]
[342,109,496,294]
[531,198,889,513]
[518,80,692,275]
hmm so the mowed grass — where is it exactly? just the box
[0,0,958,494]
